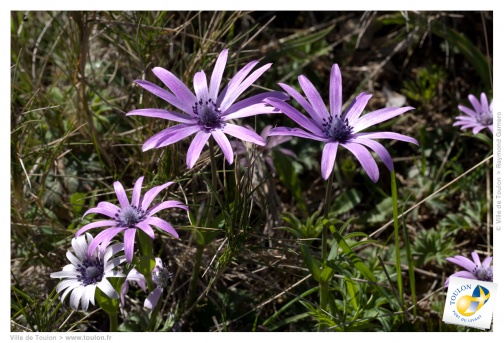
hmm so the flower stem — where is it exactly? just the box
[319,169,334,330]
[108,312,118,332]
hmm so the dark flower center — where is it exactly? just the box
[473,266,493,282]
[193,98,224,132]
[76,257,104,286]
[115,205,147,228]
[152,265,173,288]
[321,115,353,142]
[477,111,493,126]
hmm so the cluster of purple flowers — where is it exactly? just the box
[51,48,492,313]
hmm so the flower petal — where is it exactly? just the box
[264,98,324,136]
[81,285,96,311]
[352,136,394,171]
[141,181,175,211]
[222,103,280,121]
[75,220,117,237]
[124,229,137,263]
[471,252,482,267]
[298,74,330,121]
[97,278,119,299]
[222,123,266,146]
[480,93,489,113]
[352,106,414,133]
[186,131,211,169]
[458,105,478,118]
[468,94,481,113]
[88,227,126,258]
[126,108,196,124]
[148,200,189,216]
[482,256,493,268]
[131,176,144,208]
[114,181,130,208]
[69,285,85,310]
[144,217,179,238]
[193,71,209,102]
[225,91,289,114]
[136,222,155,239]
[218,60,259,107]
[144,287,163,312]
[134,79,193,114]
[445,271,477,287]
[344,92,373,124]
[447,255,476,272]
[329,64,343,117]
[355,131,419,145]
[71,235,90,261]
[278,82,320,123]
[321,142,339,180]
[209,49,228,101]
[212,130,234,164]
[152,67,196,105]
[142,124,200,151]
[82,203,118,219]
[268,127,328,142]
[220,63,272,112]
[341,142,379,182]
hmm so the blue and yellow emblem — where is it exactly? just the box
[456,285,490,316]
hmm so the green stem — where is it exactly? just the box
[204,138,219,228]
[137,230,155,292]
[108,312,118,332]
[391,170,404,307]
[187,243,204,306]
[319,170,334,330]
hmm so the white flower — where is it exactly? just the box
[50,233,126,311]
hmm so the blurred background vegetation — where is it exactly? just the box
[11,11,492,332]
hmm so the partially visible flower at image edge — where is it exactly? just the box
[453,92,493,134]
[121,258,171,312]
[126,48,289,169]
[50,233,126,311]
[76,176,188,262]
[444,251,493,287]
[265,63,418,182]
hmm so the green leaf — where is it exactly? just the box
[332,189,362,216]
[69,192,86,214]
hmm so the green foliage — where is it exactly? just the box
[412,226,457,267]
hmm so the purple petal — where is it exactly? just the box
[126,108,196,124]
[149,200,188,216]
[329,64,343,117]
[472,125,486,134]
[131,176,144,208]
[87,227,126,258]
[278,82,321,123]
[268,127,328,142]
[114,181,130,208]
[298,74,330,121]
[144,217,179,238]
[141,181,175,211]
[468,94,481,113]
[124,229,137,263]
[209,49,228,101]
[75,220,117,237]
[482,256,492,268]
[458,105,478,118]
[217,60,259,106]
[488,125,494,134]
[220,63,272,112]
[352,136,394,171]
[480,93,489,113]
[344,92,373,124]
[222,103,280,121]
[82,202,120,220]
[212,130,234,164]
[445,272,477,287]
[186,131,211,169]
[136,222,155,239]
[352,106,414,133]
[277,147,297,158]
[471,252,482,267]
[152,67,196,105]
[447,255,476,272]
[142,124,200,151]
[489,100,493,113]
[341,142,379,182]
[144,287,163,311]
[264,98,324,136]
[134,80,193,114]
[355,132,419,145]
[321,142,339,180]
[81,205,116,219]
[193,71,209,102]
[222,124,266,146]
[225,91,289,114]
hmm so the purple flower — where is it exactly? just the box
[120,258,171,312]
[127,49,288,169]
[76,176,188,263]
[453,92,493,134]
[444,251,493,287]
[264,64,418,182]
[50,233,126,311]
